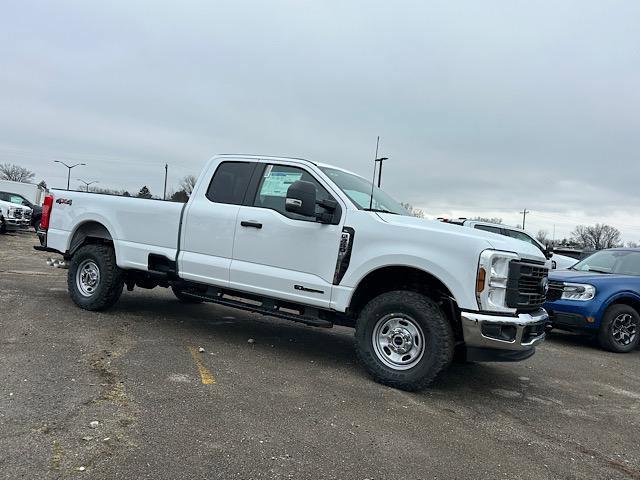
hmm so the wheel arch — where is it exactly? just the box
[347,265,462,339]
[602,293,640,318]
[68,220,116,256]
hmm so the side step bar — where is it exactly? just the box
[181,286,334,328]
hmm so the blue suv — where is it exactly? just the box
[544,248,640,353]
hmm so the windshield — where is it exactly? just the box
[572,250,640,275]
[320,167,410,215]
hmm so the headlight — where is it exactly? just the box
[561,283,596,301]
[476,250,519,313]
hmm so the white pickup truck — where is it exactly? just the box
[0,199,32,233]
[36,154,549,390]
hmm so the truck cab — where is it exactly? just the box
[37,154,549,391]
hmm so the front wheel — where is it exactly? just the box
[355,291,454,391]
[597,304,640,353]
[68,244,124,311]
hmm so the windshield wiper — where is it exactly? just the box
[586,268,611,274]
[363,208,398,215]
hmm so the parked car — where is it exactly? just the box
[439,219,576,269]
[35,154,549,391]
[0,191,43,228]
[0,199,32,233]
[544,248,640,352]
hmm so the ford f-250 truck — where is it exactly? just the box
[36,154,549,391]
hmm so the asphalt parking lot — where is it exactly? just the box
[1,232,639,479]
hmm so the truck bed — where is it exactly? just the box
[46,190,184,271]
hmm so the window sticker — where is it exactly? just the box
[260,171,303,197]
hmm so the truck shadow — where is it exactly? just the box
[106,290,549,395]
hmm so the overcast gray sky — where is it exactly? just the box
[1,0,639,241]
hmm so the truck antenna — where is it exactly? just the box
[369,136,379,210]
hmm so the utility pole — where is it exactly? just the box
[163,163,168,200]
[54,161,86,190]
[77,179,98,192]
[520,208,530,229]
[376,156,389,188]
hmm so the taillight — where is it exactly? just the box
[40,195,54,230]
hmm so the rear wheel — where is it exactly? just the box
[597,304,640,353]
[355,291,454,391]
[68,244,124,311]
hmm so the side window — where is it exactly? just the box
[253,164,333,220]
[206,162,255,205]
[506,229,538,247]
[474,224,502,235]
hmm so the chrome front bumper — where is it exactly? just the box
[462,308,548,352]
[2,218,31,231]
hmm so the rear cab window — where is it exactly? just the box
[474,224,502,235]
[206,162,256,205]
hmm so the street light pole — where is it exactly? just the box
[77,179,98,192]
[54,161,86,190]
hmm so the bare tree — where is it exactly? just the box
[400,202,425,218]
[0,163,35,182]
[180,175,197,197]
[571,224,622,250]
[471,216,503,224]
[627,241,640,248]
[535,229,549,245]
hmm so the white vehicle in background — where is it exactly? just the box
[0,199,32,233]
[439,219,576,269]
[0,179,47,206]
[36,154,550,391]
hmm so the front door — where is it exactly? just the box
[230,163,345,309]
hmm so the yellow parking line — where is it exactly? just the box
[187,346,216,385]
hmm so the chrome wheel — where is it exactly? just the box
[372,314,425,370]
[611,313,638,346]
[76,259,100,297]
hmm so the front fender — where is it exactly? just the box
[342,254,476,310]
[596,291,640,321]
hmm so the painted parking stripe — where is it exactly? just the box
[187,346,216,385]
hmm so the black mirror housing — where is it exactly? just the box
[545,244,554,260]
[285,180,316,217]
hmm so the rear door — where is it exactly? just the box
[179,161,257,286]
[230,162,345,308]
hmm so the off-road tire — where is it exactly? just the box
[68,244,124,311]
[597,304,640,353]
[355,290,454,391]
[172,286,203,303]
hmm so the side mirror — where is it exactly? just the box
[545,244,554,260]
[285,180,316,217]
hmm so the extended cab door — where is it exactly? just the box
[230,162,345,309]
[179,161,257,286]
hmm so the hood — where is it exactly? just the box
[0,199,31,212]
[376,213,546,262]
[549,269,638,285]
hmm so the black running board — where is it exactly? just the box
[181,286,334,328]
